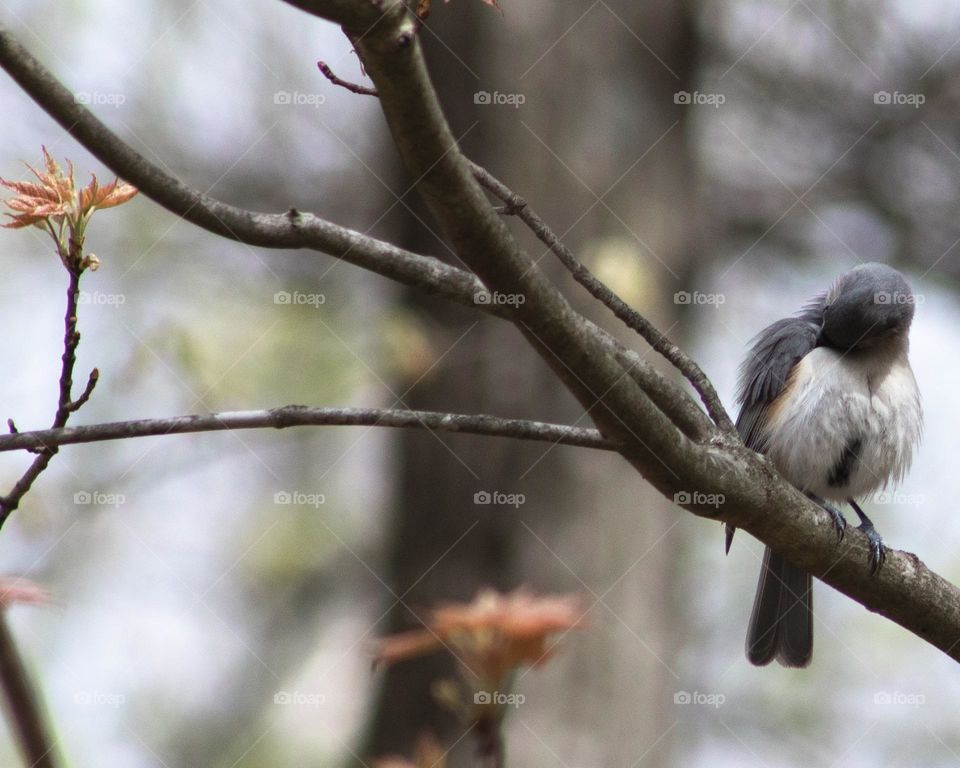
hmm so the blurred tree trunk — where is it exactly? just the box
[360,2,703,765]
[498,4,703,767]
[359,6,554,760]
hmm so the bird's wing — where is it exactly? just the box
[735,298,825,452]
[726,297,824,553]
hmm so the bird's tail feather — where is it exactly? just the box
[746,546,813,668]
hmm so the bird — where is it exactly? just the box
[727,262,922,667]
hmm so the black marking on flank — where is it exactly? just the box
[828,436,862,488]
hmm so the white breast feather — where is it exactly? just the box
[763,347,922,501]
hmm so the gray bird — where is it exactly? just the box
[728,262,922,667]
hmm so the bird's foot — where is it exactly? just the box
[809,495,846,542]
[848,499,886,574]
[857,521,886,574]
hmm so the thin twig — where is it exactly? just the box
[0,268,83,768]
[0,407,617,454]
[317,61,378,96]
[0,268,97,528]
[67,368,99,413]
[468,161,737,435]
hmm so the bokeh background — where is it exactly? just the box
[1,0,959,766]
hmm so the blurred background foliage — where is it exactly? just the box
[1,0,960,766]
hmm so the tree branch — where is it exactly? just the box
[0,407,617,454]
[280,0,960,667]
[0,612,59,768]
[468,162,737,435]
[340,1,700,493]
[312,58,718,444]
[0,19,715,455]
[317,60,378,95]
[0,18,702,471]
[4,4,959,669]
[0,265,89,767]
[0,23,508,322]
[0,267,96,528]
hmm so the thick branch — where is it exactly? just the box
[4,4,957,669]
[339,1,699,492]
[0,407,616,453]
[309,58,717,444]
[282,0,960,667]
[0,22,710,453]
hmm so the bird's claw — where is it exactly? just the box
[817,500,847,543]
[858,522,886,574]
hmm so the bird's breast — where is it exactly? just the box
[762,347,922,501]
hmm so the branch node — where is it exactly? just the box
[316,61,378,96]
[67,368,99,413]
[469,160,737,436]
